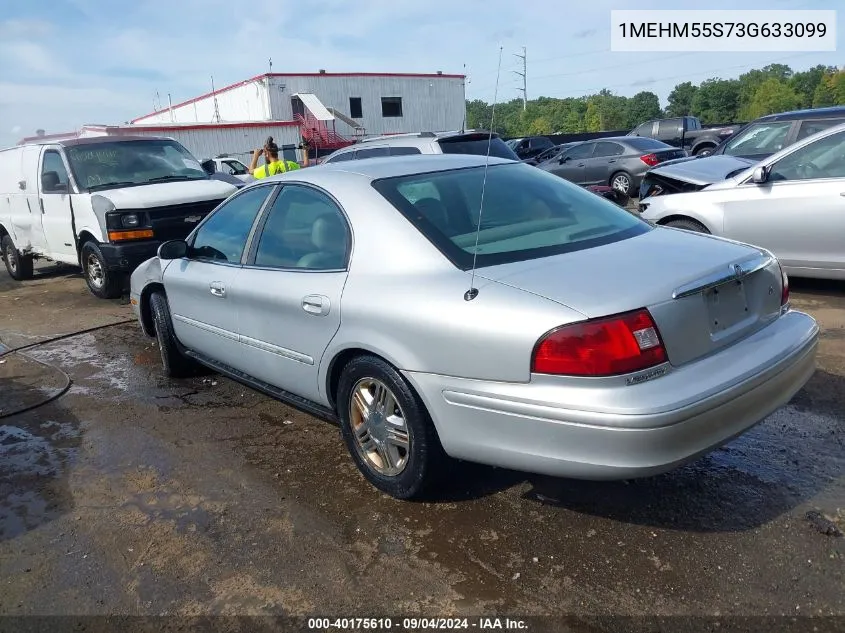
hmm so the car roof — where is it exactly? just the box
[254,154,516,185]
[757,105,845,122]
[56,136,173,147]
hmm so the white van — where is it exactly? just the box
[0,136,237,298]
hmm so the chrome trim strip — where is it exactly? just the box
[672,253,773,300]
[238,334,314,365]
[173,314,238,341]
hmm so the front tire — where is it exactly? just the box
[610,171,633,196]
[337,355,448,500]
[2,235,34,281]
[150,291,197,378]
[81,241,122,299]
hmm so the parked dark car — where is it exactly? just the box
[638,105,845,198]
[537,136,686,195]
[628,116,737,156]
[506,136,555,160]
[521,142,581,166]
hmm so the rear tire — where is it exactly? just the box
[337,355,449,500]
[2,235,34,281]
[693,145,714,156]
[81,241,122,299]
[150,291,197,378]
[664,218,710,234]
[609,171,633,196]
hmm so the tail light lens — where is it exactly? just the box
[640,153,660,167]
[779,263,789,307]
[532,309,667,377]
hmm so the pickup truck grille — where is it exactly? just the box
[146,199,226,241]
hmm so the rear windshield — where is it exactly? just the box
[437,135,519,161]
[372,162,649,270]
[624,137,674,151]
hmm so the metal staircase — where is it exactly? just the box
[292,94,355,150]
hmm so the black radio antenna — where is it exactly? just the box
[464,45,504,302]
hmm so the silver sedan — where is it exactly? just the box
[639,121,845,281]
[130,154,818,499]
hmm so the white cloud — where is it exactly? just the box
[0,41,66,76]
[0,19,53,39]
[10,126,21,134]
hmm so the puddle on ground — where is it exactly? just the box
[0,420,81,540]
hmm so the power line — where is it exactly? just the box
[513,47,527,111]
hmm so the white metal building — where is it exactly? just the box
[131,72,467,145]
[16,71,467,163]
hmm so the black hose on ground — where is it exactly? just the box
[0,318,137,420]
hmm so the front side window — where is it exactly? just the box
[561,143,594,160]
[767,130,845,182]
[65,139,208,191]
[723,121,793,156]
[372,162,649,270]
[223,160,248,175]
[325,151,353,163]
[41,150,70,193]
[253,185,349,270]
[189,185,272,263]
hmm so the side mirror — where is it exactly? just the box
[751,165,768,184]
[158,239,188,260]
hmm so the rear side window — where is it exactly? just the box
[796,118,845,141]
[325,151,353,163]
[372,162,648,270]
[355,147,390,159]
[592,142,625,157]
[390,146,423,156]
[437,135,518,160]
[624,137,673,151]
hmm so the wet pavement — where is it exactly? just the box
[0,265,844,628]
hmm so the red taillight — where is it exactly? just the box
[780,263,789,307]
[532,309,667,377]
[640,153,660,167]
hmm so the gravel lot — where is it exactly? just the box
[1,263,843,631]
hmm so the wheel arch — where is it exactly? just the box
[691,140,717,154]
[656,214,712,232]
[139,282,165,337]
[76,230,100,265]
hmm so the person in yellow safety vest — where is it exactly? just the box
[248,136,300,178]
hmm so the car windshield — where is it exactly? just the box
[722,121,792,156]
[65,139,208,190]
[372,162,649,270]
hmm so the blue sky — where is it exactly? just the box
[0,0,841,148]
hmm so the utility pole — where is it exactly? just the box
[513,46,527,111]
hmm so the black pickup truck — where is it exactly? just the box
[628,116,738,156]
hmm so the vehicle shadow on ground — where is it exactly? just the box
[0,375,81,543]
[432,370,845,533]
[790,277,845,298]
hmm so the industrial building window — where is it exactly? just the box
[349,97,363,119]
[381,97,403,118]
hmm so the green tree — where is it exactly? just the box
[745,79,801,119]
[626,91,661,128]
[789,64,837,108]
[691,78,741,123]
[665,81,698,117]
[584,100,601,132]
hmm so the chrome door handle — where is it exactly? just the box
[209,282,226,298]
[302,294,330,316]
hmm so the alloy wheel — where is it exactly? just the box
[349,378,410,477]
[87,253,104,289]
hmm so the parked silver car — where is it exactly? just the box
[130,154,818,499]
[537,137,686,196]
[640,121,845,281]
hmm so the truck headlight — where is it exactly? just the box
[121,214,140,228]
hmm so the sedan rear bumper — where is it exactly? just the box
[404,310,818,480]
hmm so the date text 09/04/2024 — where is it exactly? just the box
[307,617,529,630]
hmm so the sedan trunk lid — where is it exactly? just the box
[477,227,784,367]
